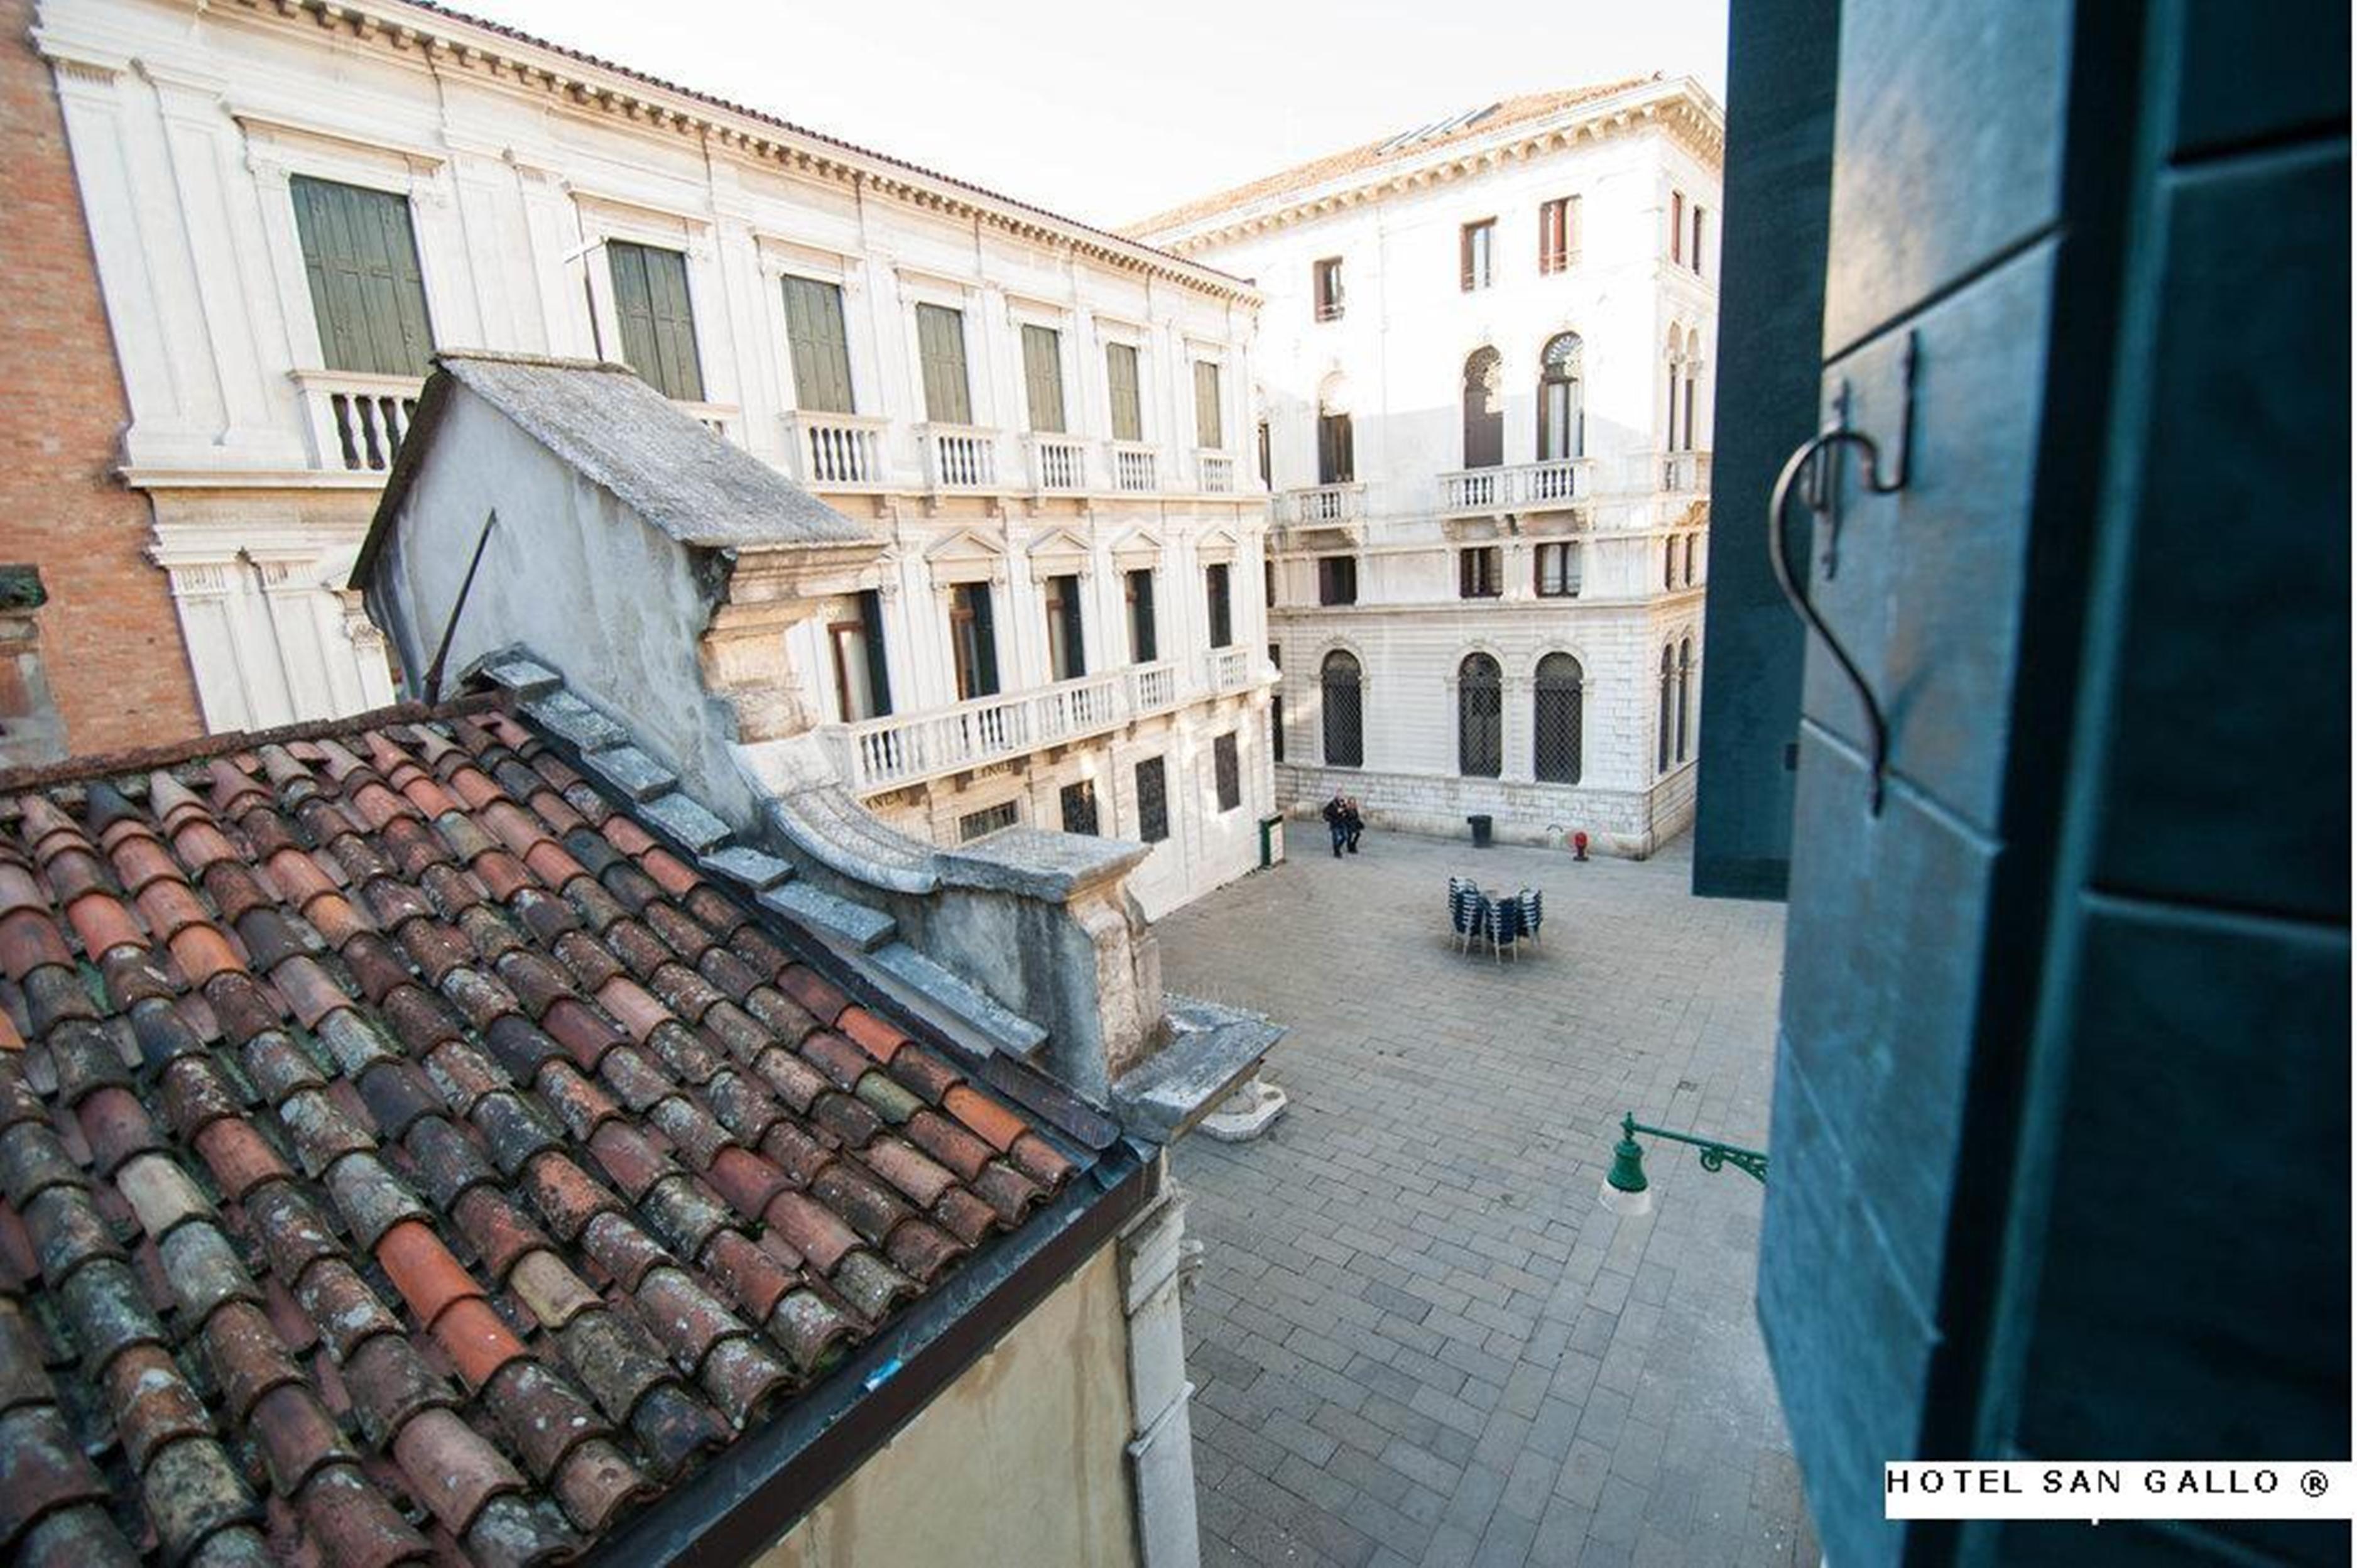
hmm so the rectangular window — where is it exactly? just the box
[290,175,435,377]
[1044,573,1086,682]
[607,241,705,402]
[1312,257,1344,321]
[782,276,855,414]
[1269,643,1285,763]
[1126,569,1158,663]
[1059,779,1099,836]
[1317,413,1354,485]
[1690,205,1706,276]
[827,589,893,720]
[1257,419,1272,486]
[1020,323,1066,433]
[1535,542,1582,598]
[1213,732,1241,813]
[915,303,972,425]
[1538,196,1577,275]
[1670,190,1686,263]
[1106,342,1143,441]
[1206,563,1233,649]
[949,582,998,699]
[1460,219,1495,291]
[1135,757,1169,842]
[1459,547,1503,598]
[1193,361,1224,450]
[1317,556,1358,607]
[958,800,1020,842]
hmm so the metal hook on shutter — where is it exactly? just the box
[1768,332,1919,816]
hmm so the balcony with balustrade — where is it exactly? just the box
[1657,450,1713,493]
[1275,482,1366,531]
[784,410,891,489]
[918,425,1000,489]
[1023,434,1089,494]
[295,370,423,473]
[825,660,1179,794]
[1109,442,1159,494]
[1197,450,1236,494]
[1437,458,1595,519]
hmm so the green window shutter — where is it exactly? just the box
[971,583,998,694]
[609,241,704,401]
[782,276,855,414]
[290,175,434,376]
[858,589,892,716]
[1106,342,1142,440]
[1022,324,1066,433]
[1194,361,1223,449]
[916,304,972,425]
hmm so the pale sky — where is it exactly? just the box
[449,0,1729,230]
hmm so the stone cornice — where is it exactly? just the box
[193,0,1260,305]
[1143,82,1728,254]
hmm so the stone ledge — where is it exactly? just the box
[937,826,1153,902]
[1112,994,1284,1143]
[759,880,897,951]
[869,940,1050,1060]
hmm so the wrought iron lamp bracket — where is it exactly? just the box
[1767,331,1920,815]
[1617,1113,1770,1187]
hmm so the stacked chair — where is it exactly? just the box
[1447,879,1546,962]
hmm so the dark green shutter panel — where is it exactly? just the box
[972,584,998,694]
[1194,361,1223,449]
[1207,564,1232,648]
[609,241,704,401]
[1058,578,1086,679]
[859,590,891,716]
[290,175,433,376]
[917,305,972,425]
[1022,324,1065,433]
[1131,570,1157,662]
[1106,343,1142,440]
[783,277,855,413]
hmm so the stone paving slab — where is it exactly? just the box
[1161,824,1819,1568]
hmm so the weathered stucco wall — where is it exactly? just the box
[752,1246,1140,1568]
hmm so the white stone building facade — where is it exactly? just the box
[1133,80,1721,855]
[32,0,1274,916]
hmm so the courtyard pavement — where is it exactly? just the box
[1158,822,1819,1568]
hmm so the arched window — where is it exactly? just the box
[1457,653,1502,777]
[1461,347,1503,469]
[1682,533,1697,585]
[1675,637,1694,763]
[1537,333,1584,460]
[1320,650,1363,767]
[1657,646,1676,773]
[1534,653,1584,785]
[1665,538,1678,589]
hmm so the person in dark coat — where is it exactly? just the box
[1342,795,1364,853]
[1322,792,1351,857]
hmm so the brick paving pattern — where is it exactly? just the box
[1162,823,1818,1567]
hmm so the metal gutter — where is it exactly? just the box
[581,1143,1156,1567]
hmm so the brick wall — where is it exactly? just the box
[0,0,201,753]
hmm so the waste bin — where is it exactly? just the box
[1467,813,1494,848]
[1258,814,1287,868]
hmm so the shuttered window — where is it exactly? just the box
[608,241,705,402]
[1135,757,1170,843]
[1021,324,1066,433]
[1206,562,1233,650]
[1106,342,1143,441]
[1045,574,1086,682]
[1126,569,1157,663]
[950,582,998,699]
[1193,361,1224,450]
[290,175,435,376]
[782,276,855,414]
[916,304,972,425]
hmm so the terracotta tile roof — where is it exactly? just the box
[0,704,1083,1565]
[1123,77,1663,240]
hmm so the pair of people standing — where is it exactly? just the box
[1322,793,1365,857]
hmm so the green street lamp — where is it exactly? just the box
[1599,1113,1769,1216]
